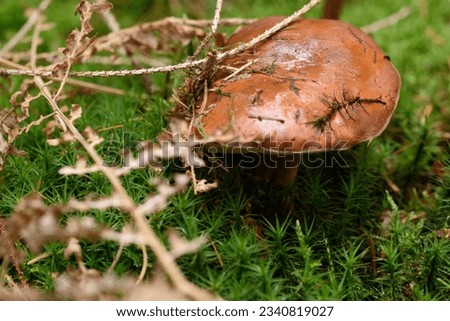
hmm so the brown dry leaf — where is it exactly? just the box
[135,174,190,216]
[47,131,77,146]
[64,237,83,260]
[44,119,58,137]
[194,178,218,193]
[69,103,82,122]
[9,91,23,108]
[2,91,37,136]
[167,229,207,259]
[2,194,118,253]
[0,92,35,170]
[82,17,206,60]
[76,0,113,34]
[83,126,104,146]
[54,31,96,76]
[53,0,113,76]
[66,194,126,215]
[0,110,18,145]
[91,0,114,13]
[435,229,450,239]
[20,113,55,135]
[61,130,77,144]
[0,135,8,170]
[62,30,93,57]
[45,104,85,146]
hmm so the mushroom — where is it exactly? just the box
[322,0,345,19]
[174,17,401,187]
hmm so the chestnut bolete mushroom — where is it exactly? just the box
[180,17,401,186]
[322,0,345,20]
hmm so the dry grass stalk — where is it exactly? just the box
[0,57,127,96]
[361,6,412,34]
[0,0,52,56]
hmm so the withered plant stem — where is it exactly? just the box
[0,57,127,96]
[361,6,411,34]
[0,0,52,56]
[191,0,223,60]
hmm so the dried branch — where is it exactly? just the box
[361,6,412,34]
[52,0,113,99]
[99,6,154,93]
[0,91,40,171]
[190,0,224,60]
[167,229,208,259]
[0,57,128,96]
[0,0,52,56]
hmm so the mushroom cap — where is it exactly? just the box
[193,17,401,154]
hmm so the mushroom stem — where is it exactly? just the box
[257,153,302,186]
[322,0,344,20]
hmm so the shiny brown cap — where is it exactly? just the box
[193,17,401,154]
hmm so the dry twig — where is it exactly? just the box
[190,0,224,60]
[0,0,52,56]
[361,6,412,34]
[0,57,127,96]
